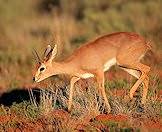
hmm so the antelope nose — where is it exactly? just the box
[33,77,35,82]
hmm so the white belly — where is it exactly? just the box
[80,73,94,79]
[104,58,116,71]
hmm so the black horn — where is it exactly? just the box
[33,49,41,64]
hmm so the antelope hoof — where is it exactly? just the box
[65,106,72,113]
[67,107,71,113]
[67,109,71,113]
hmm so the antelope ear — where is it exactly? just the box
[44,45,52,58]
[48,44,57,63]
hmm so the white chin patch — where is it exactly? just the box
[35,79,40,83]
[35,78,42,82]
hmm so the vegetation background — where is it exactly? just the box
[0,0,162,90]
[0,0,162,131]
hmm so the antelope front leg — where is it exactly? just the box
[142,75,149,104]
[96,71,111,113]
[68,76,80,112]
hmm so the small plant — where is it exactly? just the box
[105,79,129,90]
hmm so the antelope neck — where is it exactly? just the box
[51,61,74,75]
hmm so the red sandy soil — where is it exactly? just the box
[74,114,128,131]
[1,109,162,131]
[95,114,128,122]
[93,114,162,131]
[0,115,14,124]
[1,115,43,132]
[49,109,70,122]
[143,119,162,131]
[0,109,71,132]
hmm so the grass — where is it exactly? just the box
[105,79,129,90]
[0,78,162,131]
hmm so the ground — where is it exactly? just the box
[0,70,162,132]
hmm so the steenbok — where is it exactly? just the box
[33,32,152,113]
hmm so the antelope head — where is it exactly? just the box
[33,44,58,82]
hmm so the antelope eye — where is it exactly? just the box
[40,67,45,72]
